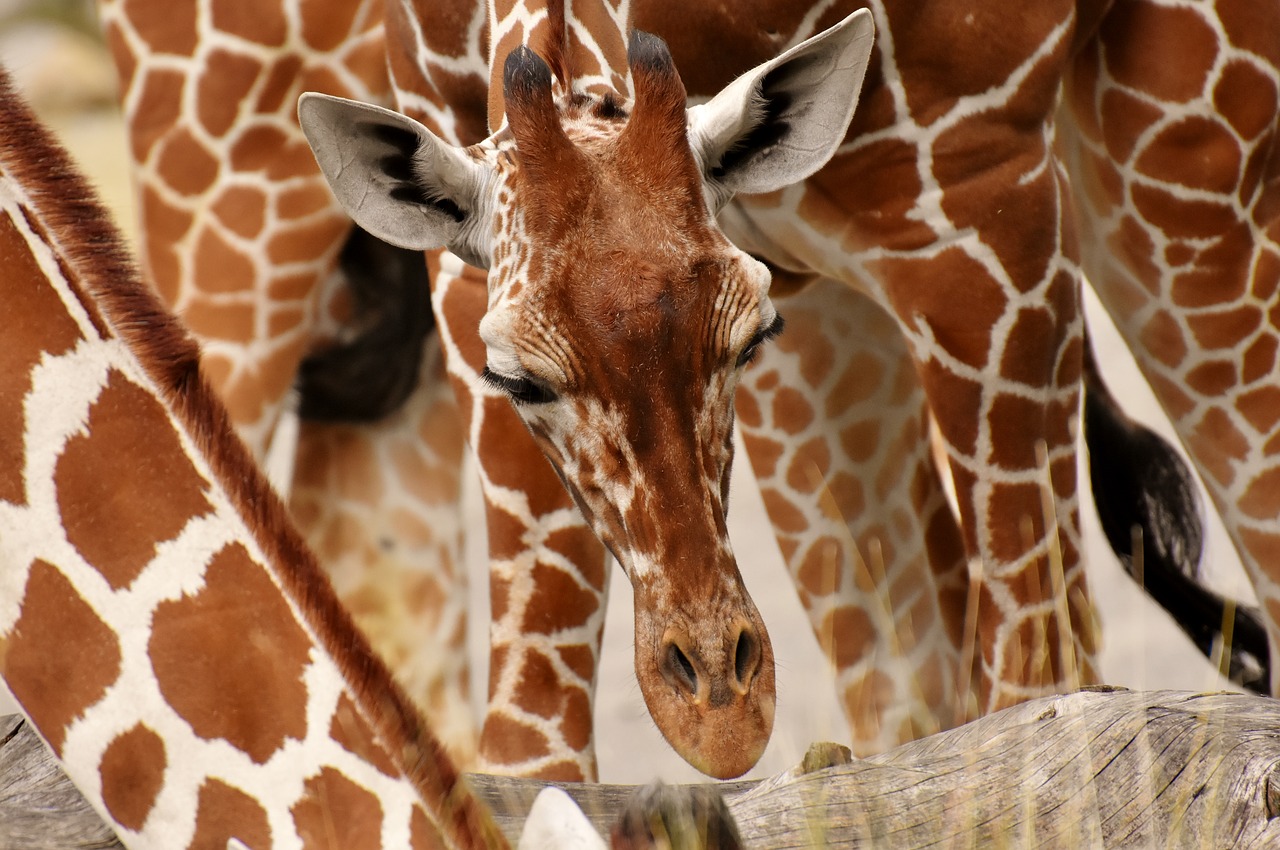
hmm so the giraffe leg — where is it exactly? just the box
[289,335,477,764]
[430,249,610,781]
[1064,0,1280,691]
[738,280,970,754]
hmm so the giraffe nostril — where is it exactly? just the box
[664,641,699,696]
[734,628,760,691]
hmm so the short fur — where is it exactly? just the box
[0,71,503,847]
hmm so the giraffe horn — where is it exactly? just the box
[504,45,582,184]
[618,30,688,157]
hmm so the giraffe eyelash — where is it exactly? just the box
[736,314,785,368]
[481,366,558,405]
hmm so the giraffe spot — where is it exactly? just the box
[331,693,401,778]
[514,650,565,721]
[827,472,867,525]
[786,437,830,494]
[986,482,1048,565]
[212,0,285,46]
[480,714,552,765]
[1164,242,1197,268]
[410,806,442,850]
[267,218,349,265]
[1217,0,1280,66]
[821,138,932,252]
[770,387,814,436]
[526,760,586,782]
[278,183,337,221]
[1215,61,1279,140]
[149,543,310,764]
[188,778,272,850]
[545,527,605,590]
[102,23,135,92]
[229,124,292,173]
[1102,2,1218,103]
[123,0,197,55]
[1188,306,1263,351]
[522,563,599,635]
[556,644,596,683]
[838,420,881,465]
[999,308,1058,387]
[128,69,185,162]
[212,186,268,240]
[1243,335,1279,384]
[917,362,984,460]
[100,724,166,832]
[139,186,192,304]
[740,430,783,479]
[1133,185,1238,243]
[759,488,808,535]
[192,225,257,296]
[269,306,307,339]
[795,537,842,599]
[1185,359,1238,396]
[998,611,1066,691]
[1239,467,1280,521]
[0,214,85,505]
[1187,407,1249,488]
[291,768,384,850]
[55,370,213,590]
[562,686,593,753]
[183,295,257,345]
[1146,371,1197,423]
[195,49,264,138]
[1137,312,1188,370]
[0,560,120,755]
[299,0,363,50]
[985,393,1048,472]
[817,606,874,673]
[489,575,511,623]
[157,130,220,197]
[1098,88,1165,163]
[828,352,885,414]
[1253,250,1280,302]
[1135,117,1241,195]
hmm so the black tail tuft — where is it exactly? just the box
[297,225,434,423]
[1082,333,1270,693]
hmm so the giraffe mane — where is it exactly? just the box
[0,71,498,845]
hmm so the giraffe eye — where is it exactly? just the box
[736,314,785,368]
[481,366,558,405]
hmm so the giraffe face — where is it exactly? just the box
[468,39,784,779]
[300,9,875,778]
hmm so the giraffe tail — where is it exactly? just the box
[296,225,434,422]
[1082,331,1270,693]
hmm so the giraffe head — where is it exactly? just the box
[300,10,873,778]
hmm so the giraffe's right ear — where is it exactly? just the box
[298,93,492,268]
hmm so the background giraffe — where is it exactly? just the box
[0,67,503,848]
[0,0,1259,788]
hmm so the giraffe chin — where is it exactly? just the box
[632,598,777,779]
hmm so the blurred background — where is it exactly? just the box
[0,0,1253,786]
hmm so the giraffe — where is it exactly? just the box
[94,0,479,764]
[305,0,1280,773]
[94,0,1280,783]
[301,4,878,780]
[0,68,506,849]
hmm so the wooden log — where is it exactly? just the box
[0,714,122,849]
[5,688,1280,848]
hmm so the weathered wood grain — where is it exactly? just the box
[5,688,1280,848]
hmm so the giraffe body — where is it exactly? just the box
[0,69,504,849]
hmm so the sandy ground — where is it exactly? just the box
[0,22,1252,787]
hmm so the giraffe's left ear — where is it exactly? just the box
[298,93,492,268]
[688,8,874,206]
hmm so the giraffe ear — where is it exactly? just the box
[298,93,491,268]
[688,8,874,205]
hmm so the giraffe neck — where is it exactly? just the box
[0,72,502,849]
[486,0,631,130]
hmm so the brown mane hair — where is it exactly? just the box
[0,70,504,849]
